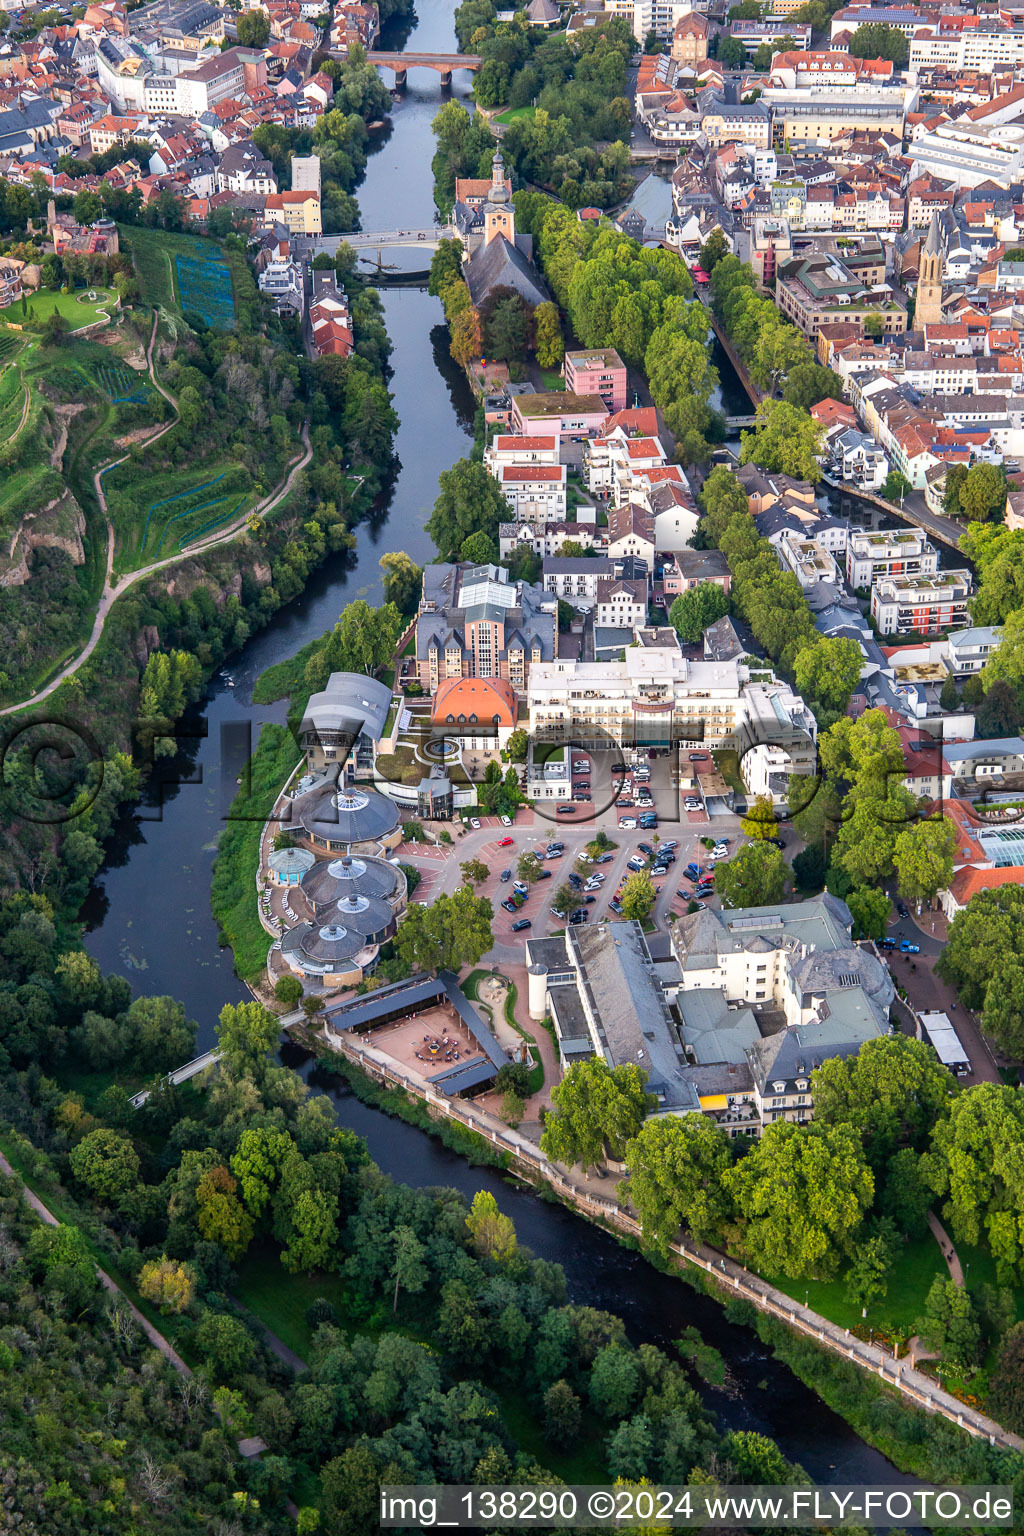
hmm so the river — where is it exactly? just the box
[79,3,923,1488]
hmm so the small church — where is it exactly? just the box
[456,150,548,311]
[915,211,944,330]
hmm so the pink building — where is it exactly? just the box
[511,391,608,440]
[563,348,628,412]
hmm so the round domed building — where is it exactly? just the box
[301,853,406,919]
[298,784,402,855]
[280,888,399,988]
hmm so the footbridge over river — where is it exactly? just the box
[299,227,455,259]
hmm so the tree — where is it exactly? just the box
[844,1222,896,1311]
[69,1128,140,1207]
[231,1126,294,1216]
[939,673,960,713]
[716,35,748,66]
[811,1035,952,1167]
[893,816,957,907]
[589,1344,640,1419]
[845,886,890,941]
[466,1190,518,1265]
[541,1058,656,1172]
[880,1147,932,1239]
[961,461,1007,523]
[395,885,493,974]
[501,1089,525,1126]
[379,550,422,613]
[668,582,729,643]
[918,1277,981,1368]
[460,857,489,887]
[390,1224,428,1313]
[425,458,508,559]
[543,1380,582,1447]
[726,1121,874,1280]
[699,228,730,275]
[429,237,465,297]
[280,1187,340,1274]
[460,529,498,564]
[237,6,271,46]
[534,301,564,368]
[449,306,482,367]
[714,841,787,908]
[216,1000,280,1081]
[624,1115,732,1250]
[27,1223,96,1311]
[740,795,777,841]
[783,362,843,412]
[194,1311,256,1380]
[275,974,304,1008]
[923,1083,1024,1274]
[848,20,909,63]
[507,727,529,762]
[552,884,577,919]
[739,400,823,482]
[977,679,1023,740]
[517,850,543,884]
[882,470,912,504]
[620,869,656,923]
[988,1324,1024,1432]
[196,1165,254,1260]
[479,285,532,363]
[139,1255,195,1314]
[793,636,863,721]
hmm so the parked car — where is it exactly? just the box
[619,817,638,829]
[546,848,564,858]
[568,873,584,889]
[879,937,896,950]
[556,805,577,815]
[766,836,786,850]
[609,899,623,914]
[498,836,513,848]
[661,840,678,850]
[500,869,512,882]
[638,842,655,857]
[627,856,646,873]
[469,817,481,829]
[499,814,512,826]
[511,918,531,932]
[584,894,597,904]
[899,940,920,953]
[897,901,909,917]
[570,910,588,924]
[611,764,626,775]
[597,853,615,863]
[501,898,517,913]
[537,869,552,880]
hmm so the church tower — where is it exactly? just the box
[916,211,944,330]
[483,148,515,248]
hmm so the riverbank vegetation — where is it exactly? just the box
[0,228,397,916]
[439,15,635,208]
[0,909,843,1525]
[541,1037,1024,1441]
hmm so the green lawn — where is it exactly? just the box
[770,1233,1024,1342]
[233,1243,371,1359]
[23,287,115,332]
[492,105,537,125]
[497,1389,608,1482]
[539,368,565,391]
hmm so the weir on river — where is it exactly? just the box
[80,0,924,1490]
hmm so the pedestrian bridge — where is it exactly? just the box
[725,414,758,429]
[311,226,455,255]
[129,1048,223,1108]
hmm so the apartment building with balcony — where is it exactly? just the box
[494,464,568,521]
[870,570,973,636]
[845,527,938,590]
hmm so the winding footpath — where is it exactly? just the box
[0,1147,191,1376]
[0,312,312,720]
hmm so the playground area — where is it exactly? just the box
[361,1005,489,1079]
